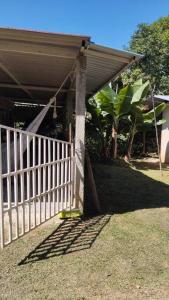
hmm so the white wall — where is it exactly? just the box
[161,106,169,163]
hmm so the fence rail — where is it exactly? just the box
[0,124,74,248]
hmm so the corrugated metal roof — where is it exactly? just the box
[0,27,90,47]
[86,44,141,95]
[0,27,142,105]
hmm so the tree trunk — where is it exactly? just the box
[112,125,118,159]
[127,135,134,160]
[127,122,136,160]
[143,131,146,155]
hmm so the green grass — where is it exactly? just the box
[1,160,169,299]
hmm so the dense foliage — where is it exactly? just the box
[122,16,169,94]
[86,80,166,160]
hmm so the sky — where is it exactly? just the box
[1,0,169,50]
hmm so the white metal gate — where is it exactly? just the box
[0,124,74,248]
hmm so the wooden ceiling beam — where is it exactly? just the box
[0,82,76,93]
[0,58,34,99]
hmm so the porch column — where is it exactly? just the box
[161,106,169,163]
[74,54,87,212]
[65,92,74,142]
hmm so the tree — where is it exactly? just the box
[92,79,150,159]
[123,16,169,94]
[121,79,150,159]
[127,101,166,159]
[117,79,166,159]
[87,79,166,160]
[94,85,132,158]
[86,98,112,159]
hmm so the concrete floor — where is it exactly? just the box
[1,201,66,246]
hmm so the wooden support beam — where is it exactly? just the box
[74,54,86,213]
[65,70,76,142]
[86,150,101,213]
[0,96,64,106]
[65,91,74,142]
[0,82,75,93]
[0,58,33,99]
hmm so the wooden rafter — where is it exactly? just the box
[0,59,33,99]
[0,82,76,93]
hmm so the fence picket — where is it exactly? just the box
[52,141,56,215]
[61,143,64,211]
[38,138,42,224]
[0,124,74,248]
[14,131,19,237]
[65,144,68,209]
[48,140,51,218]
[43,139,46,221]
[57,142,60,212]
[32,136,36,227]
[0,128,4,248]
[7,130,12,242]
[20,132,25,235]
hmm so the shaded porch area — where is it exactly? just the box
[0,28,141,248]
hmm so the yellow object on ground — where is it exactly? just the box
[58,210,83,219]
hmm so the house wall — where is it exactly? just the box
[161,106,169,163]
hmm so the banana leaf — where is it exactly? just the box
[143,102,166,123]
[131,80,150,104]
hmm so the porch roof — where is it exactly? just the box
[0,27,142,106]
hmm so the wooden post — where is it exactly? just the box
[65,71,76,142]
[74,54,86,213]
[86,151,101,213]
[66,92,74,142]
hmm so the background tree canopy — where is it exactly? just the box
[122,15,169,94]
[87,15,169,160]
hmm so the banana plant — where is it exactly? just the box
[133,103,166,156]
[88,79,166,160]
[116,78,150,159]
[86,98,112,159]
[94,85,133,158]
[94,79,150,158]
[127,99,166,159]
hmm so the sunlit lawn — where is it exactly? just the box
[1,160,169,299]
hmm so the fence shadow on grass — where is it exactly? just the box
[18,214,111,265]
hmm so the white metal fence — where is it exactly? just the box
[0,124,74,248]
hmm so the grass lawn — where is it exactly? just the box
[1,159,169,299]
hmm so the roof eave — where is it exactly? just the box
[86,43,143,98]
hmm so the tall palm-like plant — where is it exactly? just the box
[125,80,166,158]
[88,79,166,160]
[94,79,165,158]
[86,98,112,159]
[94,85,132,158]
[131,104,166,157]
[94,79,151,158]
